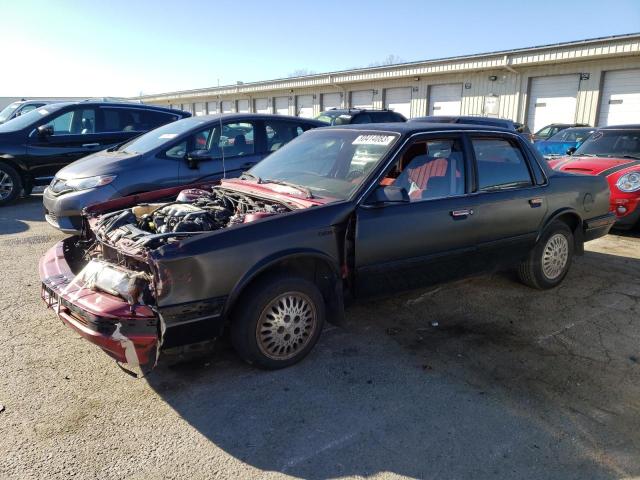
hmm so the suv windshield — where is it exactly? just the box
[249,129,399,200]
[573,129,640,159]
[0,103,66,133]
[0,102,20,123]
[120,117,207,154]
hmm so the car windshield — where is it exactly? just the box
[548,128,594,143]
[249,129,399,200]
[0,102,20,123]
[119,117,208,154]
[314,112,352,125]
[0,103,66,132]
[573,129,640,159]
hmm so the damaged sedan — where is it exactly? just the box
[39,123,616,374]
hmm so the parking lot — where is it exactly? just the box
[0,194,639,479]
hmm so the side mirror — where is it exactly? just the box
[37,124,54,137]
[185,149,212,169]
[566,146,577,156]
[364,185,410,207]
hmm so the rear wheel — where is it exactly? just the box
[0,163,22,206]
[518,221,574,289]
[231,274,325,369]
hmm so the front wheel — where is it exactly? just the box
[518,221,574,289]
[231,274,325,369]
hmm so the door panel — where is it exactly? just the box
[27,133,105,180]
[468,135,548,268]
[355,197,480,297]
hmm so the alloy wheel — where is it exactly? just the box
[542,233,569,280]
[0,170,14,200]
[256,292,317,360]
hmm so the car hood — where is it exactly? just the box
[550,156,639,176]
[55,150,141,179]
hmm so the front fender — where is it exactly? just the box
[224,248,341,317]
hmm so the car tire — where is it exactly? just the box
[231,274,325,369]
[518,221,574,289]
[0,162,22,206]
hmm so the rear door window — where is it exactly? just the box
[471,138,533,191]
[99,108,177,133]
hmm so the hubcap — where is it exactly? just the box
[0,171,14,200]
[256,292,317,361]
[542,233,569,280]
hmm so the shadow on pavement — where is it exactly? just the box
[0,194,45,235]
[146,249,640,479]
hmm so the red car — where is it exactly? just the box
[549,125,640,229]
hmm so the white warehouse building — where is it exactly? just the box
[141,33,640,132]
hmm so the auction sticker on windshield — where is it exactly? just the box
[352,134,395,146]
[159,133,179,139]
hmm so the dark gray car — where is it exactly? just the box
[43,114,324,233]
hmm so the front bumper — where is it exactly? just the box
[43,185,120,235]
[611,201,640,230]
[39,239,159,372]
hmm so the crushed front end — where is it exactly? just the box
[39,182,301,374]
[40,238,159,375]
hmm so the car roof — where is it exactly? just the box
[195,113,326,124]
[409,115,516,126]
[599,124,640,130]
[320,108,397,114]
[34,100,188,115]
[323,122,515,135]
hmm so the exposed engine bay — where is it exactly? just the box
[91,187,292,250]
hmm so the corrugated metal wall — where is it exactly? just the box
[151,37,640,128]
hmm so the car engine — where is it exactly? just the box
[92,187,291,249]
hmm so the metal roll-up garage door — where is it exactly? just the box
[429,84,462,116]
[385,87,412,118]
[194,103,206,116]
[206,101,218,114]
[526,75,579,133]
[351,90,374,109]
[221,101,234,113]
[322,92,341,111]
[598,69,640,126]
[237,99,250,113]
[254,98,269,114]
[296,95,313,117]
[275,97,289,115]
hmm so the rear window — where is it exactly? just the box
[472,138,533,191]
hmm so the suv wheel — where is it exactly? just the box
[0,163,22,206]
[518,221,574,289]
[231,274,325,369]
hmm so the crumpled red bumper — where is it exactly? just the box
[39,240,159,372]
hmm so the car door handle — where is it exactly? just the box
[241,162,256,168]
[451,208,473,218]
[82,143,100,148]
[529,197,543,207]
